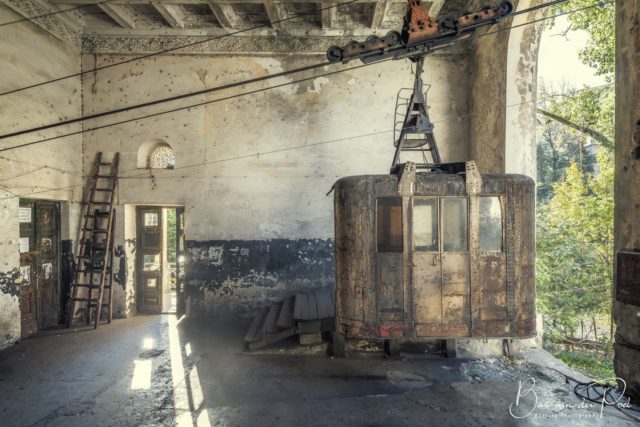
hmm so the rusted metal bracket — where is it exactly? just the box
[397,161,416,196]
[326,0,513,64]
[465,160,482,195]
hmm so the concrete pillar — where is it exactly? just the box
[505,0,545,177]
[471,0,544,178]
[613,0,640,400]
[470,21,509,173]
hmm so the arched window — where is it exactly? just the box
[149,144,175,169]
[137,139,175,169]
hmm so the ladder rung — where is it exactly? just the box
[85,213,110,218]
[96,175,115,178]
[88,303,110,307]
[76,267,110,272]
[94,188,113,192]
[73,284,111,289]
[89,201,111,205]
[72,298,99,302]
[82,228,108,232]
[97,162,112,166]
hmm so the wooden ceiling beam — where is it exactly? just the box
[207,1,240,29]
[370,0,391,29]
[263,0,282,29]
[98,3,136,28]
[151,2,185,28]
[321,2,336,29]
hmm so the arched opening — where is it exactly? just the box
[525,0,619,382]
[137,139,175,170]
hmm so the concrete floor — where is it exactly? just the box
[0,315,637,427]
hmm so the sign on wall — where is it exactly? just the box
[19,237,30,253]
[19,207,31,223]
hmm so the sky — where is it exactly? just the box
[537,16,607,88]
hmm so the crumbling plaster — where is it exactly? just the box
[0,4,83,348]
[80,51,472,314]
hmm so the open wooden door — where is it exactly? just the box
[136,207,163,314]
[175,207,186,317]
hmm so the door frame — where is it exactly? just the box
[175,207,186,317]
[136,206,164,314]
[18,198,62,334]
[134,205,186,315]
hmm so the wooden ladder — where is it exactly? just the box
[67,152,120,329]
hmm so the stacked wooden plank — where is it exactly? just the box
[244,290,335,351]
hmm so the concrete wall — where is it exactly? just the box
[613,0,640,400]
[0,5,83,347]
[80,52,471,316]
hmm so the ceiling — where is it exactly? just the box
[2,0,485,54]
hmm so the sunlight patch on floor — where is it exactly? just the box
[167,315,209,426]
[130,359,152,390]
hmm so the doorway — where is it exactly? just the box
[135,206,185,315]
[18,199,62,336]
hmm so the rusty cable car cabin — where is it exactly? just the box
[333,168,536,341]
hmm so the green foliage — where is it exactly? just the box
[536,78,613,202]
[550,0,615,79]
[536,0,616,371]
[536,152,614,333]
[167,208,177,263]
[546,85,614,149]
[552,351,615,379]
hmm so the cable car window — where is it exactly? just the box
[480,197,503,252]
[413,199,438,251]
[442,198,468,252]
[377,197,403,252]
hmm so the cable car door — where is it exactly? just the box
[413,197,470,337]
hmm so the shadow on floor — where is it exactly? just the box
[0,315,636,426]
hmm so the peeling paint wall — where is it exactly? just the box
[80,52,472,315]
[0,4,83,348]
[187,239,334,316]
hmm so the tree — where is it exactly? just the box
[550,0,615,79]
[166,209,177,263]
[535,1,616,354]
[536,82,598,202]
[536,151,614,340]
